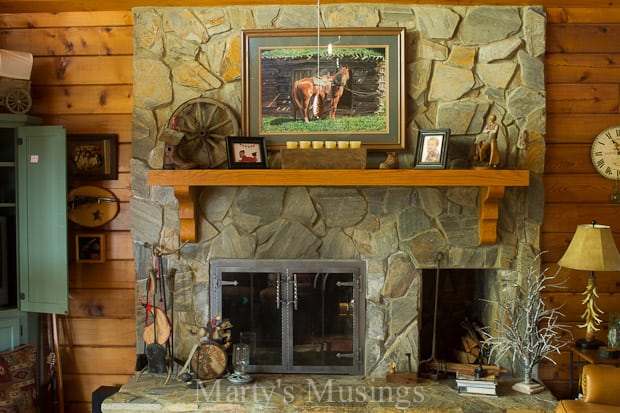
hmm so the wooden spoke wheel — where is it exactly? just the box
[6,88,32,114]
[190,342,228,379]
[168,97,239,168]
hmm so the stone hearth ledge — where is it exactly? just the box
[102,374,557,412]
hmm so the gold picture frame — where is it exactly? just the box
[242,27,405,150]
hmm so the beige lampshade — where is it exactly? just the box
[558,223,620,271]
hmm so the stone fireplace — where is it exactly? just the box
[130,4,546,378]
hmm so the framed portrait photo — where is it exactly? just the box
[242,27,405,150]
[67,134,118,180]
[414,129,450,169]
[226,136,268,169]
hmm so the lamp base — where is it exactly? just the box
[576,338,605,350]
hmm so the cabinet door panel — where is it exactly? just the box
[17,125,68,314]
[0,317,20,351]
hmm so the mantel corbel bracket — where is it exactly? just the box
[479,185,505,245]
[173,185,197,243]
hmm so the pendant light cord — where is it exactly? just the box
[316,0,320,76]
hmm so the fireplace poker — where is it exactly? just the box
[418,252,448,380]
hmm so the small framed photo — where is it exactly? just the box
[414,129,450,169]
[226,136,268,169]
[67,134,118,180]
[75,233,105,263]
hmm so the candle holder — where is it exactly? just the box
[227,342,252,384]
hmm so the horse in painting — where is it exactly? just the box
[291,74,331,123]
[291,66,350,123]
[327,66,349,119]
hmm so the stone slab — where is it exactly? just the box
[103,374,558,413]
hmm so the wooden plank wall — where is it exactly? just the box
[542,7,620,398]
[1,3,620,410]
[0,11,135,413]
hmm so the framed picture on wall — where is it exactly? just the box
[225,136,268,169]
[67,134,118,180]
[414,129,450,169]
[75,233,105,263]
[242,27,405,150]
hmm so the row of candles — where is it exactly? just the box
[286,140,362,149]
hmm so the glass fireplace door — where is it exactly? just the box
[211,259,364,374]
[217,270,284,371]
[289,272,359,373]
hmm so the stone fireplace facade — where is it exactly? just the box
[130,5,546,378]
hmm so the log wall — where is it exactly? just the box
[0,11,135,413]
[1,2,620,410]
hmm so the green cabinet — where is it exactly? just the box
[17,125,68,314]
[0,115,67,349]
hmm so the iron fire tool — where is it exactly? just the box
[418,252,448,380]
[163,268,177,385]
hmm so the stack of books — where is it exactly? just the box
[455,372,498,396]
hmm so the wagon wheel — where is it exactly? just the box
[167,97,239,169]
[6,88,32,114]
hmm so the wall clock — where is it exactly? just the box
[591,126,620,202]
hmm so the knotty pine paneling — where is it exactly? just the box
[32,56,133,85]
[545,53,620,83]
[543,174,619,203]
[0,26,133,55]
[547,23,620,53]
[43,114,132,142]
[546,83,620,114]
[0,11,136,412]
[542,203,620,232]
[70,260,135,289]
[31,85,133,115]
[545,143,593,173]
[68,288,135,318]
[63,373,132,405]
[542,232,620,262]
[59,318,136,346]
[547,114,620,144]
[0,11,133,28]
[547,7,620,23]
[60,347,136,375]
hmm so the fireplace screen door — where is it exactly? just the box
[210,259,365,374]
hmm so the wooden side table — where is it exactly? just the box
[569,345,620,396]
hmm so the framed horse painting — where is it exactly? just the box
[242,28,405,150]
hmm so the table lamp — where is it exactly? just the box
[558,221,620,349]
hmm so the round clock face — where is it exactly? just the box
[591,126,620,180]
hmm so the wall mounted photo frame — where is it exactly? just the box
[414,129,450,169]
[242,27,405,150]
[225,136,268,169]
[75,233,105,263]
[67,134,118,180]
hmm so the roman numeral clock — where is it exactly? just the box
[591,126,620,202]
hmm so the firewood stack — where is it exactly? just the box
[453,318,486,364]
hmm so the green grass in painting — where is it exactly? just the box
[262,114,386,133]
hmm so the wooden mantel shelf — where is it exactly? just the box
[147,169,530,245]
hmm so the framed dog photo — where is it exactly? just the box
[226,136,268,169]
[414,129,450,169]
